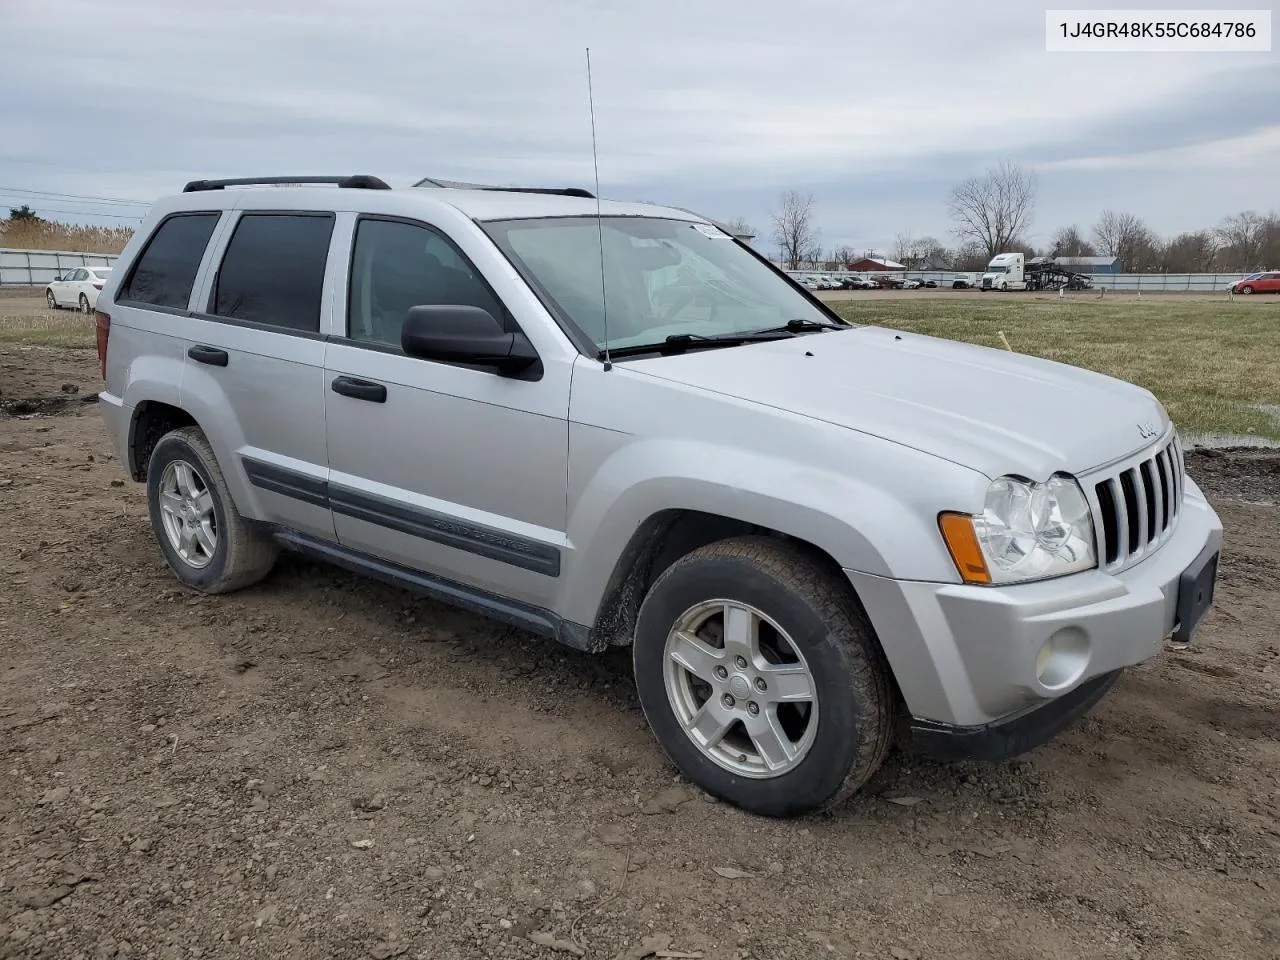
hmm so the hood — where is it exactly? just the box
[624,325,1169,480]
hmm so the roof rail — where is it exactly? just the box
[413,176,594,199]
[182,175,392,193]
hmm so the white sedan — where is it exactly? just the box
[46,266,113,312]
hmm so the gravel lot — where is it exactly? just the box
[1,338,1278,960]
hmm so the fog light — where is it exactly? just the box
[1035,627,1090,690]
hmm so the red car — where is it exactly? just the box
[1230,271,1280,294]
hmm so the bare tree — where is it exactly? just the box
[770,191,819,270]
[947,160,1037,260]
[1162,231,1218,272]
[1093,210,1160,270]
[1215,211,1265,271]
[830,245,858,270]
[1049,225,1096,258]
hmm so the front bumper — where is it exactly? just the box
[847,477,1223,737]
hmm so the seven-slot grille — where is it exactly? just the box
[1091,435,1184,571]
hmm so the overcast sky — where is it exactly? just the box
[1,0,1276,254]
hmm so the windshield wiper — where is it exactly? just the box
[598,330,796,360]
[750,317,846,334]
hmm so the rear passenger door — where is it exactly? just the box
[178,211,337,542]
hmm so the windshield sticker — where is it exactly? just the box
[692,223,732,239]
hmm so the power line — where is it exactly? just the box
[0,185,150,207]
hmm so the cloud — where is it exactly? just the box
[1,0,1274,248]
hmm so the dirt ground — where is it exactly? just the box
[1,342,1278,960]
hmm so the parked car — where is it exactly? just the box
[1229,271,1280,295]
[900,278,922,290]
[94,173,1223,819]
[921,279,938,288]
[46,265,113,312]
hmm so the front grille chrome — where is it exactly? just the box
[1087,433,1184,573]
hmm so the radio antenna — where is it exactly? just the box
[586,47,611,371]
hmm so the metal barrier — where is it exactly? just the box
[0,248,120,287]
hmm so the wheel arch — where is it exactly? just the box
[127,400,199,481]
[584,508,859,652]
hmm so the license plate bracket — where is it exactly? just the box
[1172,545,1219,645]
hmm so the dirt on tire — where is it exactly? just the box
[2,343,1279,960]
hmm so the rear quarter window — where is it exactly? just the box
[118,212,221,310]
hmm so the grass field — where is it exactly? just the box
[0,308,97,348]
[830,294,1280,442]
[4,293,1278,442]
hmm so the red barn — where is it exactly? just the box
[846,257,905,272]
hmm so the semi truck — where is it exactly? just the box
[980,253,1094,291]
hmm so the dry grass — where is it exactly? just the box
[0,219,134,254]
[0,311,97,349]
[831,294,1280,441]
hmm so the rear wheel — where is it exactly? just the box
[78,293,90,313]
[633,536,894,818]
[146,426,279,594]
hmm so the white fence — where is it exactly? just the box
[785,268,1255,293]
[0,247,120,287]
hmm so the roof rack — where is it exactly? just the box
[182,175,391,193]
[413,176,594,199]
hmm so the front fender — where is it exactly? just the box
[557,432,986,627]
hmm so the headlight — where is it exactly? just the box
[940,475,1097,585]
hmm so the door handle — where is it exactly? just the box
[187,345,229,367]
[331,376,387,403]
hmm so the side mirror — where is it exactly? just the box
[401,305,539,376]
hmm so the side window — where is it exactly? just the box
[118,213,220,309]
[211,213,335,333]
[347,217,509,348]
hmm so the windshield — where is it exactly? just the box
[985,264,1008,273]
[482,216,842,350]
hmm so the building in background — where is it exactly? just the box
[1054,256,1121,274]
[846,257,905,272]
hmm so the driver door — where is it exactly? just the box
[323,214,572,611]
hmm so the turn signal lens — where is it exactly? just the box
[938,512,992,584]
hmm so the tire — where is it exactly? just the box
[633,536,894,818]
[79,293,90,313]
[46,289,57,310]
[1239,285,1254,295]
[146,426,279,594]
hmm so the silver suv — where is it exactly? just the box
[95,174,1223,817]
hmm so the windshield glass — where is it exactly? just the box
[985,264,1008,273]
[482,216,841,350]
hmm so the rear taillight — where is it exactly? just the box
[94,309,110,379]
[93,282,103,290]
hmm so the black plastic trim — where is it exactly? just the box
[328,483,561,577]
[271,529,587,649]
[1173,542,1219,645]
[241,457,329,509]
[909,669,1123,762]
[183,175,391,192]
[413,177,593,198]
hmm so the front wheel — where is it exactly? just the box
[46,289,56,310]
[633,537,894,818]
[1239,285,1254,295]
